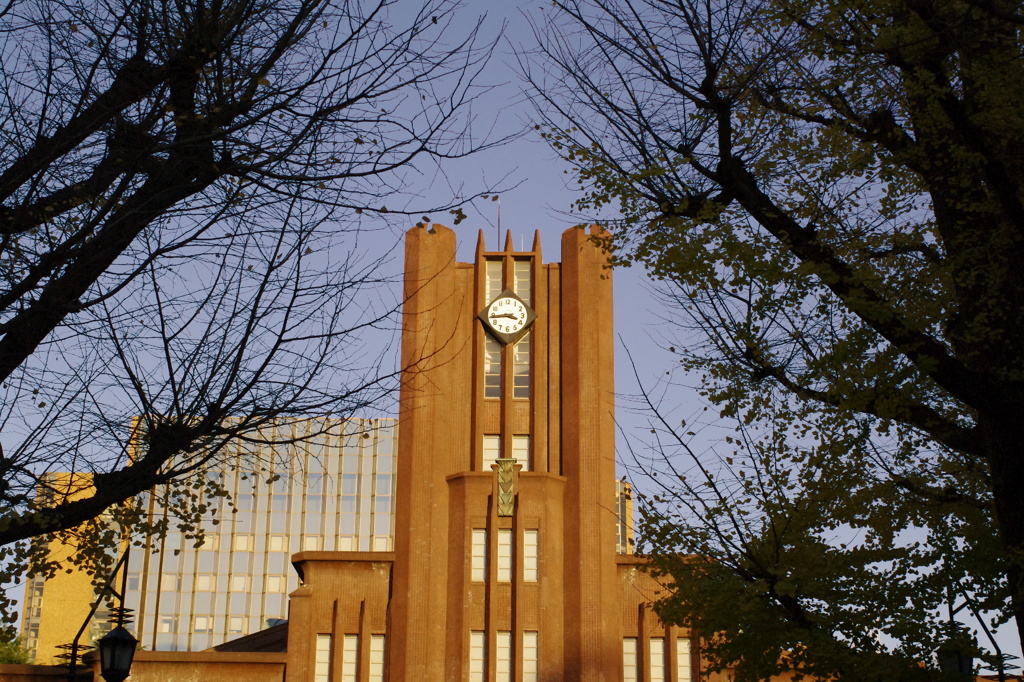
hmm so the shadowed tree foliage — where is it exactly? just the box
[528,0,1024,677]
[0,0,495,634]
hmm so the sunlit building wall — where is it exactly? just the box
[18,473,115,664]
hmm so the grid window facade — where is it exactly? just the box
[523,631,539,682]
[524,530,539,582]
[497,631,513,682]
[470,631,487,682]
[650,637,666,682]
[314,634,331,682]
[623,638,638,682]
[497,529,514,582]
[677,638,692,682]
[471,529,487,582]
[129,418,397,651]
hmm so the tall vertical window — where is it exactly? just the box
[650,637,666,682]
[514,259,531,304]
[485,259,503,304]
[483,435,501,470]
[471,529,487,582]
[523,631,539,682]
[616,480,633,554]
[622,638,638,682]
[314,634,332,682]
[677,638,692,682]
[369,635,386,682]
[523,530,539,582]
[484,335,502,399]
[341,634,359,682]
[512,333,531,399]
[496,631,513,682]
[497,529,513,582]
[512,435,531,471]
[469,631,487,682]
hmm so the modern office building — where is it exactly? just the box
[20,418,397,659]
[127,418,398,652]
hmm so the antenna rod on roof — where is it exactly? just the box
[497,196,501,248]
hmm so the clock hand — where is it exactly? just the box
[490,313,518,320]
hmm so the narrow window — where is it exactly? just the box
[483,435,501,471]
[470,631,487,682]
[485,259,503,304]
[512,435,531,471]
[369,635,386,682]
[512,332,531,399]
[496,631,513,682]
[523,530,539,582]
[650,637,666,682]
[471,529,488,582]
[623,638,638,682]
[484,335,502,398]
[497,529,513,582]
[523,631,539,682]
[341,634,359,682]
[514,259,532,304]
[314,634,332,682]
[616,480,633,554]
[677,638,692,682]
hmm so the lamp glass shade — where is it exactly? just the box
[98,625,137,682]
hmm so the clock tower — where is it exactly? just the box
[389,223,621,680]
[283,223,695,682]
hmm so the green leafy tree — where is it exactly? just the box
[625,367,1002,680]
[527,0,1024,675]
[0,634,31,664]
[0,0,495,635]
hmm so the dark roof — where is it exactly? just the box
[208,622,289,653]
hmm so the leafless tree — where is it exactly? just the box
[0,0,496,628]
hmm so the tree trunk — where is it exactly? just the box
[979,410,1024,653]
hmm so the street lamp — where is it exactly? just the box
[97,625,137,682]
[66,545,136,682]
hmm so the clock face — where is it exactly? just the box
[486,296,529,335]
[479,289,537,345]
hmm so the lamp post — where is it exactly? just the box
[97,625,137,682]
[66,544,137,682]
